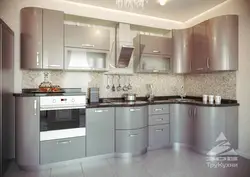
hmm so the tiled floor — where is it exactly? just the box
[4,147,250,177]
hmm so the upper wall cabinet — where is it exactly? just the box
[21,7,64,70]
[134,34,172,73]
[172,15,238,74]
[172,28,193,74]
[64,25,110,51]
[207,15,238,71]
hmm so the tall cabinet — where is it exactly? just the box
[0,19,14,176]
[21,7,64,70]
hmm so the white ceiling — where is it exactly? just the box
[65,0,227,22]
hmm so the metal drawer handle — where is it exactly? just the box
[156,129,164,132]
[36,52,40,66]
[57,140,71,144]
[153,50,160,53]
[34,100,37,116]
[196,68,204,70]
[154,108,163,111]
[129,108,141,112]
[82,44,95,48]
[156,118,164,121]
[95,109,108,113]
[129,134,138,137]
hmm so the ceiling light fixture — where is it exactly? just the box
[116,0,149,8]
[159,0,168,6]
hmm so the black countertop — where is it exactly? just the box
[13,92,86,97]
[86,96,239,108]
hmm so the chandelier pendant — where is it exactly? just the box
[116,0,149,8]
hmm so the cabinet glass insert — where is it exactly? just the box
[65,47,107,70]
[140,55,171,72]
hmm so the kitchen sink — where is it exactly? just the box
[171,98,196,102]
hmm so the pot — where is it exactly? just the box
[123,93,136,102]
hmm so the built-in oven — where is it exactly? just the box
[39,96,86,141]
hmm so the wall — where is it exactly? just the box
[184,72,236,99]
[185,0,250,158]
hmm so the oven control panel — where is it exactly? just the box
[40,95,86,108]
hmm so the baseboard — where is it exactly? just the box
[236,149,250,159]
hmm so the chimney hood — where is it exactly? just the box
[115,23,134,68]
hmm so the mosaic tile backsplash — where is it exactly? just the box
[184,72,236,99]
[22,71,236,99]
[22,71,184,98]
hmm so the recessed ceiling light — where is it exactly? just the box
[159,0,168,6]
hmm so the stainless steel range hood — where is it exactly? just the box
[115,23,134,68]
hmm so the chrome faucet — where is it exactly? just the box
[179,86,186,99]
[146,84,154,102]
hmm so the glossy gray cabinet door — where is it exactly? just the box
[116,128,148,154]
[42,9,64,69]
[172,28,193,74]
[64,25,110,51]
[192,22,209,72]
[207,15,238,71]
[86,108,115,157]
[193,107,225,154]
[40,136,86,164]
[170,104,194,146]
[15,97,40,170]
[140,35,172,56]
[116,106,147,129]
[21,7,43,69]
[149,114,170,126]
[148,124,170,150]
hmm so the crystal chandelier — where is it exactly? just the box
[116,0,149,8]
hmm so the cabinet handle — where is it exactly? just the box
[206,57,210,69]
[48,65,61,67]
[154,108,163,111]
[82,44,95,48]
[57,140,71,144]
[156,129,164,132]
[95,109,108,113]
[153,50,160,53]
[156,118,164,121]
[193,107,197,118]
[153,70,159,73]
[188,108,192,118]
[36,52,40,66]
[196,68,203,71]
[129,108,141,112]
[34,100,37,116]
[129,134,138,137]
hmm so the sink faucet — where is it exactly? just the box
[179,86,186,99]
[146,84,154,101]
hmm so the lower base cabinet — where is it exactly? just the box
[40,136,86,164]
[148,124,170,150]
[115,127,148,154]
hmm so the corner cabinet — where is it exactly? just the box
[21,7,64,70]
[172,28,193,74]
[172,15,238,74]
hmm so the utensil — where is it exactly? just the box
[106,75,110,90]
[122,76,128,91]
[128,76,132,90]
[111,76,115,92]
[117,75,122,92]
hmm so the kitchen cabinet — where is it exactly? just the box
[42,9,64,69]
[192,21,209,72]
[170,104,194,146]
[207,15,238,71]
[172,28,193,74]
[21,7,64,70]
[21,7,43,69]
[133,35,172,73]
[86,108,115,157]
[64,25,110,51]
[193,106,238,154]
[149,114,170,126]
[116,128,148,155]
[40,136,86,164]
[148,124,170,150]
[15,97,40,170]
[148,104,170,115]
[116,106,147,130]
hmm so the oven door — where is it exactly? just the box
[40,108,86,141]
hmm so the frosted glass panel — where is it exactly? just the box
[65,48,107,70]
[140,55,170,71]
